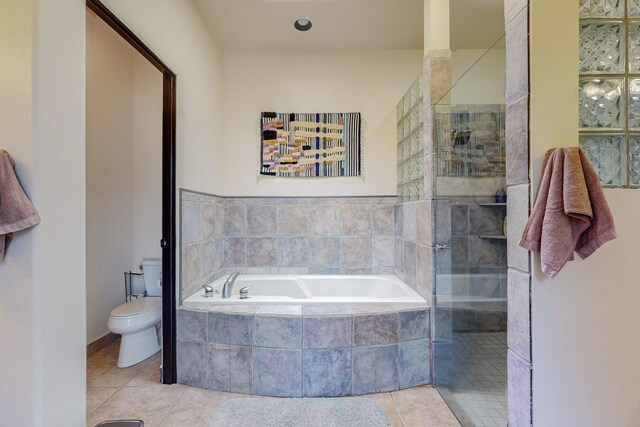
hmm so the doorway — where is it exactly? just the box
[86,0,177,384]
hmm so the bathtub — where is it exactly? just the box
[177,274,430,397]
[183,274,426,304]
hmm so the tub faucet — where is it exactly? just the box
[222,272,240,299]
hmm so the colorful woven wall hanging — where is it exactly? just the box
[260,112,361,177]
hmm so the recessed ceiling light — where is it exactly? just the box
[294,18,312,32]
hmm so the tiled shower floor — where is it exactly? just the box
[87,339,461,426]
[437,332,507,427]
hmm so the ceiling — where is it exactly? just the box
[192,0,504,51]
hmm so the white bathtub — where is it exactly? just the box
[183,275,426,304]
[435,273,506,311]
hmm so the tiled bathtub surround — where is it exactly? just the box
[181,190,225,302]
[181,192,397,300]
[176,305,430,397]
[223,196,396,276]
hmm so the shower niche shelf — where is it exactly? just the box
[477,202,506,207]
[476,201,507,239]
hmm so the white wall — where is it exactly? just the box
[104,0,224,196]
[451,49,505,105]
[86,11,134,343]
[222,50,423,197]
[86,13,162,344]
[102,0,224,296]
[0,1,37,423]
[424,0,450,50]
[530,1,640,425]
[0,0,86,425]
[133,55,163,266]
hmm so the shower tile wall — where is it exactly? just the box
[180,192,397,300]
[434,105,505,178]
[446,197,506,274]
[436,196,508,334]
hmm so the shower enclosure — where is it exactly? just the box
[430,36,508,426]
[396,32,507,424]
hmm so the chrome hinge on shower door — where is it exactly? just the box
[435,244,450,251]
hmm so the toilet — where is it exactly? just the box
[108,258,162,368]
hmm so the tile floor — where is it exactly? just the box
[87,340,461,427]
[436,332,507,427]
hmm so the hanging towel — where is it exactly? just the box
[0,149,41,259]
[519,147,616,278]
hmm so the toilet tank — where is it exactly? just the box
[141,258,162,296]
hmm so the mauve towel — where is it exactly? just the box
[519,147,616,278]
[0,149,40,259]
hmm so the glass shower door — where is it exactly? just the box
[431,39,508,427]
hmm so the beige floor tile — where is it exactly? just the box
[88,341,459,427]
[87,386,119,415]
[159,387,250,427]
[392,387,460,427]
[355,392,402,427]
[87,361,144,388]
[87,383,186,427]
[392,385,447,404]
[92,341,121,361]
[396,402,461,427]
[88,346,159,388]
[126,353,162,387]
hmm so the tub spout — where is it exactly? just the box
[222,272,240,299]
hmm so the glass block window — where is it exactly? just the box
[579,0,640,187]
[397,72,424,203]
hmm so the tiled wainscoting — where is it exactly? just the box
[177,304,430,397]
[181,191,401,300]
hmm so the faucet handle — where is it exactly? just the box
[203,285,214,297]
[239,286,252,299]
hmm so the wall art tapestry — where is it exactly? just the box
[260,112,361,177]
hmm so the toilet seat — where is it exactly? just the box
[111,297,161,317]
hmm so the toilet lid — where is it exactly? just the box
[111,297,161,317]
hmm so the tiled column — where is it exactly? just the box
[504,0,533,425]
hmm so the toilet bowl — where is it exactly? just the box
[108,258,163,368]
[108,297,161,367]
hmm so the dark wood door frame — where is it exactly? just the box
[87,0,177,384]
